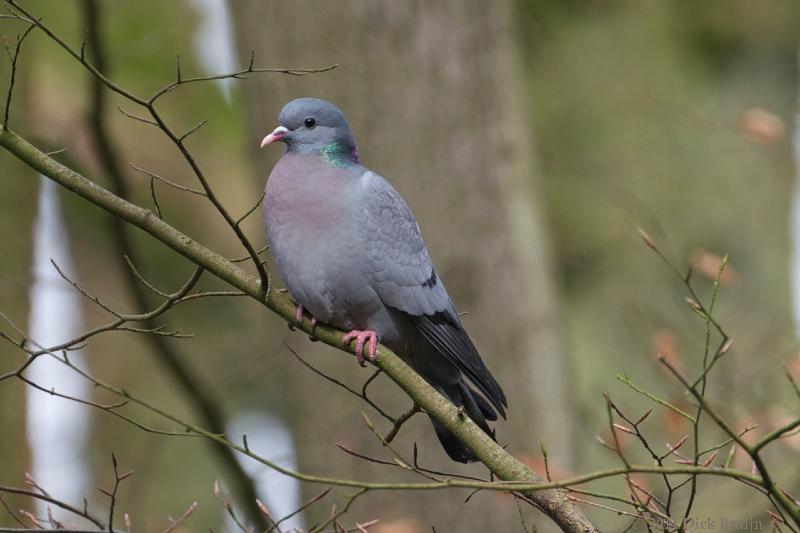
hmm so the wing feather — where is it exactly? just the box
[357,172,507,415]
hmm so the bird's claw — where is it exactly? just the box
[342,329,378,366]
[294,305,318,340]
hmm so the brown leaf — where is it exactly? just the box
[652,329,684,374]
[690,249,737,286]
[787,354,800,380]
[768,407,800,451]
[516,453,570,481]
[739,108,785,146]
[662,398,690,438]
[627,474,653,503]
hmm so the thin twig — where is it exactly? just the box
[129,164,206,196]
[267,488,332,533]
[285,343,395,423]
[0,485,106,530]
[116,105,157,126]
[2,20,35,127]
[160,501,197,533]
[382,404,420,443]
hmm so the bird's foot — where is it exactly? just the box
[292,305,319,340]
[342,329,378,366]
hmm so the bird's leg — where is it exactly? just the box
[293,305,319,340]
[288,303,302,331]
[309,317,318,341]
[342,330,378,366]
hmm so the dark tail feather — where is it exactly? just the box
[469,384,498,421]
[429,381,496,463]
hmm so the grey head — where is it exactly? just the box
[260,98,358,163]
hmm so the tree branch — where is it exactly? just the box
[0,485,106,530]
[0,123,595,533]
[78,1,271,528]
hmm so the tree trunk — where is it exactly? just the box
[0,155,36,512]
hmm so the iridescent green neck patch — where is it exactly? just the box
[321,142,357,168]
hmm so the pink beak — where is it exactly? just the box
[260,126,289,148]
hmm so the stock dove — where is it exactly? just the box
[261,98,506,462]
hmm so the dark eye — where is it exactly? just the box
[304,117,316,129]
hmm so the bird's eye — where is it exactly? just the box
[304,117,317,129]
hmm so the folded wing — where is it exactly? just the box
[356,172,507,417]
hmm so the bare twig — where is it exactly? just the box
[129,164,206,196]
[160,501,197,533]
[116,106,157,126]
[214,481,248,533]
[76,7,274,526]
[2,18,34,127]
[659,355,800,524]
[617,373,694,422]
[286,343,395,423]
[309,489,368,533]
[235,190,266,227]
[0,485,107,530]
[785,362,800,401]
[382,404,421,443]
[147,53,337,104]
[29,264,201,357]
[5,0,333,299]
[267,488,332,533]
[178,119,207,142]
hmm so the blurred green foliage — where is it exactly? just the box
[518,0,799,523]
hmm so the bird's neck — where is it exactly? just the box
[321,141,360,168]
[288,141,359,168]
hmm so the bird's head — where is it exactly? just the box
[261,98,358,163]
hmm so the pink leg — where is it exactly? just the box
[294,305,318,339]
[342,330,378,366]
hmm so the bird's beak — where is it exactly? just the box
[260,126,289,148]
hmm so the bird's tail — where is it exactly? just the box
[429,381,497,463]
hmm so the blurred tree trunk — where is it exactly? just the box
[0,155,35,511]
[231,2,575,530]
[1,44,36,505]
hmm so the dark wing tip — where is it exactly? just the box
[413,312,507,417]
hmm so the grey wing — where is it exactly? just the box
[357,172,451,318]
[356,173,507,416]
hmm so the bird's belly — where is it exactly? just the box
[269,222,379,330]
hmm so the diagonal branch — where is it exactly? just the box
[0,485,108,530]
[5,0,333,297]
[75,2,272,529]
[0,123,596,533]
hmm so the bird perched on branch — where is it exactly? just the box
[261,98,506,462]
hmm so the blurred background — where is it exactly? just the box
[1,1,799,531]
